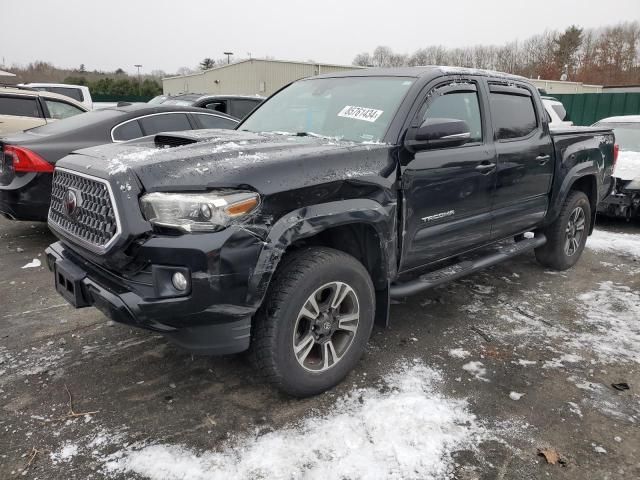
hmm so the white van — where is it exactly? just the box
[20,83,93,110]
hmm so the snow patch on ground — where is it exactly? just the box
[587,230,640,258]
[103,361,485,480]
[448,348,471,359]
[50,443,79,463]
[21,258,41,269]
[462,361,489,382]
[572,281,640,364]
[0,344,69,385]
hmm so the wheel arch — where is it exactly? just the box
[247,199,397,327]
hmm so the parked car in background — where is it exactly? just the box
[595,115,640,220]
[147,95,169,105]
[0,104,238,221]
[20,82,93,110]
[542,96,573,127]
[161,94,264,119]
[0,85,88,136]
[44,67,614,396]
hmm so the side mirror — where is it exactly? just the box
[405,118,471,151]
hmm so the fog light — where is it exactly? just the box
[171,272,188,291]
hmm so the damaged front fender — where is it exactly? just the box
[246,199,397,308]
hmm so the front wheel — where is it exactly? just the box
[535,190,591,270]
[250,247,375,397]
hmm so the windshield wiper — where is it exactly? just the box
[295,131,335,140]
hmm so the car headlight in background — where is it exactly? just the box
[140,190,260,232]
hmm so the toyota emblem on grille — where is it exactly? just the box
[63,189,79,218]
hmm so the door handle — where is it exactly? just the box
[475,162,496,174]
[536,154,551,165]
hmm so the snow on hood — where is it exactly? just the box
[614,150,640,181]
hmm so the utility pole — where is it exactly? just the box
[134,64,143,95]
[223,52,233,64]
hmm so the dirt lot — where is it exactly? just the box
[1,216,638,480]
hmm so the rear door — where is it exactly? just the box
[488,83,554,239]
[400,79,497,271]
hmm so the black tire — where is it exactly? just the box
[250,247,375,397]
[535,190,591,270]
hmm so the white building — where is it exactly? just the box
[162,59,361,97]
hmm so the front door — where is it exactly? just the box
[400,81,497,272]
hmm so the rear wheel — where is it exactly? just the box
[535,190,591,270]
[250,247,375,397]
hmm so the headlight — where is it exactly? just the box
[140,190,260,232]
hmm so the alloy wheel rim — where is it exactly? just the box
[565,206,586,257]
[292,281,360,372]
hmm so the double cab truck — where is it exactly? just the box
[42,67,615,396]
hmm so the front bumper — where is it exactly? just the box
[45,239,258,355]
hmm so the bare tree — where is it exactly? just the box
[352,21,640,84]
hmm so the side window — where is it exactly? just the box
[44,99,84,120]
[229,100,259,119]
[203,100,227,114]
[38,87,84,102]
[490,93,537,140]
[112,120,143,141]
[422,91,482,143]
[139,113,192,135]
[193,114,238,129]
[0,96,41,118]
[551,104,568,122]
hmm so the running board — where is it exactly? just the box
[389,234,546,298]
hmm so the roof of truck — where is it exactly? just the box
[312,66,527,81]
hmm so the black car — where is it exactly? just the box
[0,104,238,221]
[160,94,264,119]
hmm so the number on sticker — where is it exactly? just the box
[338,106,384,123]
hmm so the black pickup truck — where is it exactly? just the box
[44,67,615,396]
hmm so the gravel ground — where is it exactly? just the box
[1,216,638,479]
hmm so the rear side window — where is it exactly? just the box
[113,120,143,141]
[44,99,85,119]
[0,96,41,118]
[36,86,84,102]
[139,113,192,135]
[490,93,537,140]
[193,114,238,129]
[229,99,260,119]
[423,91,483,143]
[551,104,570,122]
[203,100,228,114]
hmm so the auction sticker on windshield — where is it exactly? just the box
[338,106,384,123]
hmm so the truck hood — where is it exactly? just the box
[614,151,640,181]
[58,129,392,194]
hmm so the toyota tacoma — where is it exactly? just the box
[44,67,615,396]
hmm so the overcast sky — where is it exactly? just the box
[1,0,638,74]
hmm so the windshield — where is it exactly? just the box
[597,123,640,151]
[240,76,415,143]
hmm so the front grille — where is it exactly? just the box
[49,169,119,251]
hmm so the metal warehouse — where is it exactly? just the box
[162,59,361,97]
